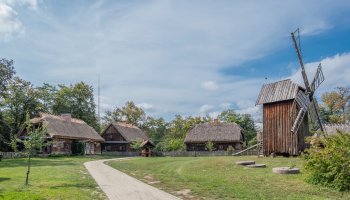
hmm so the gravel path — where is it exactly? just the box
[84,158,181,200]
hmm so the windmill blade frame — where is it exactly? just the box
[310,64,325,93]
[308,98,324,132]
[291,91,311,133]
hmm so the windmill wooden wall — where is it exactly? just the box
[262,100,309,156]
[256,79,310,156]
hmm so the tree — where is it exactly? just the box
[141,116,167,146]
[205,141,215,152]
[321,86,350,123]
[130,139,143,152]
[12,114,48,185]
[0,58,15,97]
[35,83,57,113]
[52,82,98,131]
[0,58,16,151]
[2,77,39,134]
[103,101,146,127]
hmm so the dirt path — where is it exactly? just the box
[84,158,181,200]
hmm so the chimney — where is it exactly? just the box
[61,113,72,123]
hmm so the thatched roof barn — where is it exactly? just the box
[184,121,244,151]
[256,79,309,156]
[18,113,104,155]
[101,122,149,152]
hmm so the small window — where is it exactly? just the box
[109,134,113,140]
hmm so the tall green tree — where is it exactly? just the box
[0,58,15,97]
[52,82,98,131]
[0,58,16,151]
[103,101,146,127]
[2,77,38,134]
[35,83,57,113]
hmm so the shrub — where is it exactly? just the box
[303,131,350,191]
[227,145,234,155]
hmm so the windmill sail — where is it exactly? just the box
[309,98,323,131]
[291,91,310,133]
[310,64,325,92]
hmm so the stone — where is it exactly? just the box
[246,164,266,168]
[272,167,300,174]
[235,161,255,165]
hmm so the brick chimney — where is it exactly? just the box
[61,113,72,123]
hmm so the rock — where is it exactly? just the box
[246,164,266,168]
[272,167,300,174]
[235,161,255,165]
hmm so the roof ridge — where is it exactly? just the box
[39,112,86,124]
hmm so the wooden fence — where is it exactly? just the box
[0,152,16,159]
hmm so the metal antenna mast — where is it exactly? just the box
[98,74,101,131]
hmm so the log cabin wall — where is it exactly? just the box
[51,138,72,155]
[103,125,126,141]
[263,100,309,156]
[186,142,242,151]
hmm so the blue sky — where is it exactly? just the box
[1,0,350,121]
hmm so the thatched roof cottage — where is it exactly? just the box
[18,113,104,155]
[184,120,245,151]
[101,122,149,152]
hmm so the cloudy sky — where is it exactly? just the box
[1,0,350,121]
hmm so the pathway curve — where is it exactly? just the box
[84,158,181,200]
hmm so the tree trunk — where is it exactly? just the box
[25,154,31,185]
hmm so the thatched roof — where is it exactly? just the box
[184,122,244,143]
[256,79,305,105]
[108,122,148,142]
[324,124,350,135]
[28,113,104,142]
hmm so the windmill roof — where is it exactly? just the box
[256,79,305,105]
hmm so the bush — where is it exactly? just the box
[227,145,234,155]
[303,131,350,191]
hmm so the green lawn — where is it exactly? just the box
[0,156,111,200]
[107,156,350,200]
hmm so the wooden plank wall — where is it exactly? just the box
[263,100,309,156]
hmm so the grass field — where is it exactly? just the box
[107,156,350,200]
[0,156,110,200]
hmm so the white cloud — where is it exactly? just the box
[1,0,39,10]
[290,53,350,95]
[0,3,23,41]
[136,103,155,111]
[1,1,349,121]
[199,104,215,113]
[201,81,218,91]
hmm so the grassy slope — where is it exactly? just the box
[0,156,110,200]
[107,156,350,200]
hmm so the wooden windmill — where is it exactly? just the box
[255,29,325,156]
[290,29,325,134]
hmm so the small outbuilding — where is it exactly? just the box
[18,113,104,155]
[101,122,149,152]
[184,120,245,151]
